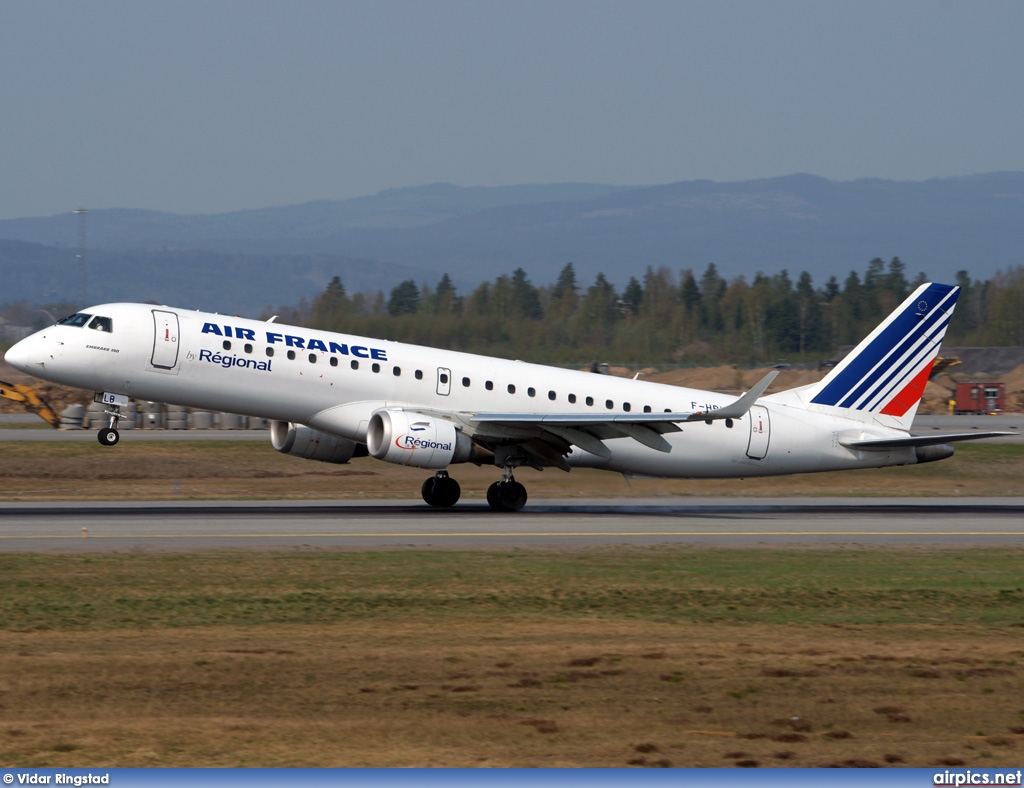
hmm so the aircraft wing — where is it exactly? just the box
[468,371,779,462]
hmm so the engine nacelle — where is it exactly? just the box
[366,409,475,469]
[916,443,955,464]
[270,421,363,464]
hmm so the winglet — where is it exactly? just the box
[687,371,779,421]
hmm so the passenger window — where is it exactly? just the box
[372,363,380,373]
[507,384,516,394]
[568,394,576,404]
[606,399,614,410]
[287,350,296,360]
[244,344,253,354]
[548,391,556,401]
[393,367,401,376]
[308,353,317,363]
[528,387,536,397]
[462,377,471,387]
[623,402,631,412]
[485,381,494,391]
[223,340,232,350]
[439,373,449,384]
[586,396,594,406]
[415,370,423,380]
[351,360,359,370]
[330,357,338,367]
[266,348,275,358]
[643,405,651,413]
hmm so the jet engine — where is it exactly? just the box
[270,420,364,464]
[366,409,477,469]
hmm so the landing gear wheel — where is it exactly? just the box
[98,428,120,447]
[486,481,502,510]
[421,472,461,508]
[486,480,528,512]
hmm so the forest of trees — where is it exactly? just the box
[300,259,1024,367]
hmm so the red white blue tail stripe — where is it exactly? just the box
[809,283,959,419]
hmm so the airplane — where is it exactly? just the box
[3,282,1009,511]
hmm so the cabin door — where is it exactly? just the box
[151,310,180,370]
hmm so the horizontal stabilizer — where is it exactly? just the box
[842,432,1013,451]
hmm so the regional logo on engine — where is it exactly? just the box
[395,434,453,451]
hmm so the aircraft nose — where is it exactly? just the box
[4,336,37,373]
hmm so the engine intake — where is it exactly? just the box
[366,409,476,469]
[270,421,364,463]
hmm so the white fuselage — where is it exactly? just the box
[5,303,920,478]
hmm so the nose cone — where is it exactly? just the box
[4,335,38,374]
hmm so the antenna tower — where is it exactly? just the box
[73,207,89,306]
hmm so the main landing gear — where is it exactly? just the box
[486,474,527,512]
[419,468,528,512]
[421,471,462,508]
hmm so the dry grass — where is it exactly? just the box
[2,621,1022,767]
[0,441,1021,501]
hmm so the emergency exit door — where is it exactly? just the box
[436,367,452,396]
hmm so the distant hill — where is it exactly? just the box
[2,174,1023,313]
[0,183,629,249]
[0,239,428,316]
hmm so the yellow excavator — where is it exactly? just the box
[0,380,61,428]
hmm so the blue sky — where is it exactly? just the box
[3,0,1023,219]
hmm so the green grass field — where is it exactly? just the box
[3,548,1024,631]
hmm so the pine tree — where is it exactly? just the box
[621,277,642,315]
[387,280,421,316]
[510,268,543,320]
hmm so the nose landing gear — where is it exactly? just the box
[94,392,130,447]
[97,404,122,446]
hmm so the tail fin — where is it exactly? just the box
[803,282,959,429]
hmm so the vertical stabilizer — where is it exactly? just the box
[804,282,959,430]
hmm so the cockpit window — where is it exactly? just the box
[58,313,92,327]
[88,316,113,333]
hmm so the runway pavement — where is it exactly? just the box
[1,497,1021,551]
